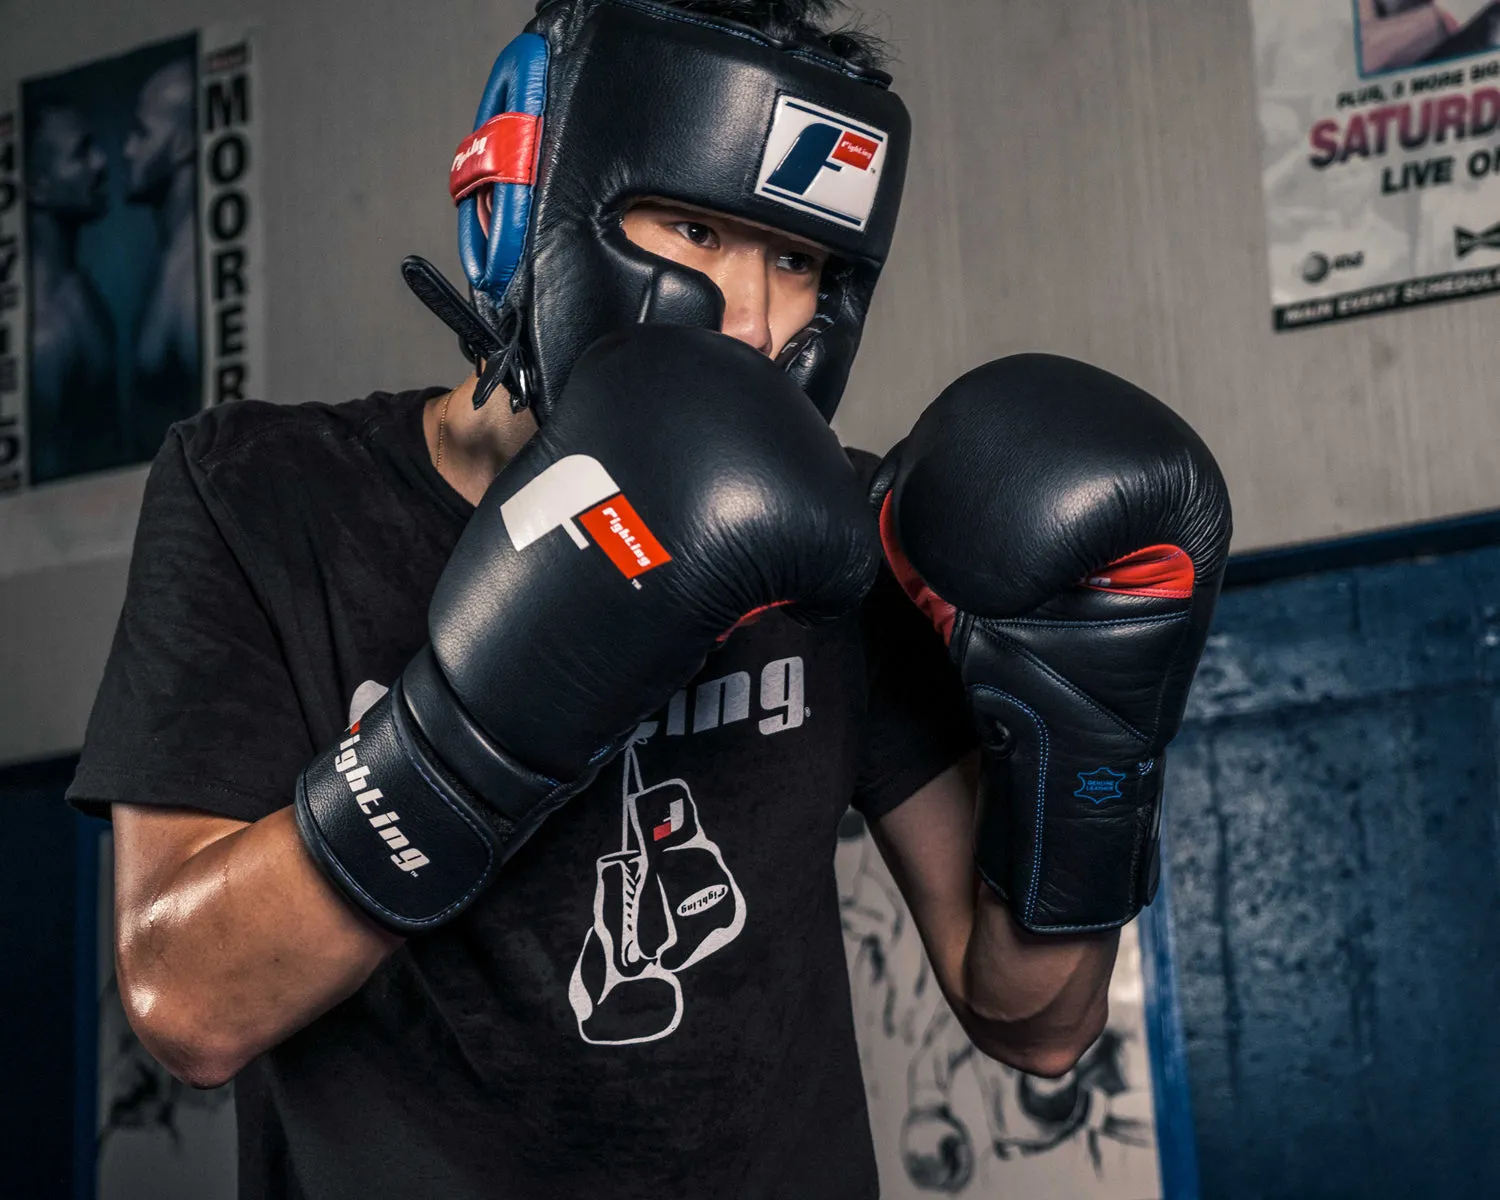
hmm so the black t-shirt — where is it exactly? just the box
[69,387,975,1200]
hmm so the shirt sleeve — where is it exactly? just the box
[850,563,978,821]
[845,447,977,821]
[66,425,315,822]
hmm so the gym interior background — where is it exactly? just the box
[3,0,1498,1196]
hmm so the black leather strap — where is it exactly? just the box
[294,681,504,933]
[295,652,626,934]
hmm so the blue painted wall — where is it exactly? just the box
[1164,544,1500,1198]
[0,755,99,1200]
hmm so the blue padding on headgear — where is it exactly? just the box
[457,32,550,303]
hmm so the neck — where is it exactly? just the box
[151,165,196,242]
[27,210,78,274]
[425,371,539,506]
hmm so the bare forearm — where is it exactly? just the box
[117,806,401,1086]
[959,888,1118,1076]
[868,765,1117,1077]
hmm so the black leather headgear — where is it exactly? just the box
[403,0,910,422]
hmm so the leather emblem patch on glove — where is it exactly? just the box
[1074,767,1128,805]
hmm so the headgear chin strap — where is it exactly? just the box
[404,0,910,422]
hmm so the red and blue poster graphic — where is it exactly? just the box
[1252,1,1500,330]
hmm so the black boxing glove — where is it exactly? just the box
[296,326,879,934]
[872,354,1232,934]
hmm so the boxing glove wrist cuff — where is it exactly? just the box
[295,651,622,935]
[400,645,628,849]
[401,647,566,824]
[969,681,1163,936]
[294,680,508,934]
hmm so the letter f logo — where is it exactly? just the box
[502,455,619,552]
[500,455,673,582]
[765,123,845,194]
[755,96,888,231]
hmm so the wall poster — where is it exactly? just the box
[0,24,262,578]
[1252,1,1500,330]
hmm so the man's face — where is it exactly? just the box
[27,108,108,219]
[620,200,831,360]
[124,62,194,203]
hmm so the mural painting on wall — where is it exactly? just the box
[835,811,1164,1200]
[0,26,261,498]
[1252,1,1500,330]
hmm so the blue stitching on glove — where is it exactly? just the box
[995,612,1190,631]
[971,684,1049,925]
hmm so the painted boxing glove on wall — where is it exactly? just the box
[872,355,1232,934]
[296,326,880,934]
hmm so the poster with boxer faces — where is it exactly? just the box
[0,25,262,579]
[1251,0,1500,330]
[837,812,1166,1200]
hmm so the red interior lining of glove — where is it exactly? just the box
[1083,544,1195,599]
[879,494,958,645]
[449,112,541,205]
[718,600,795,644]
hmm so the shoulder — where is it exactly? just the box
[169,389,438,480]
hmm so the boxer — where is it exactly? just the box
[72,3,1230,1196]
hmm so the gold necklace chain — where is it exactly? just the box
[436,389,455,473]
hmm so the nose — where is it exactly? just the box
[712,246,774,358]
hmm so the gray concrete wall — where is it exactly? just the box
[5,0,1500,765]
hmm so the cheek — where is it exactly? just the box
[618,212,657,251]
[657,240,717,275]
[770,274,821,336]
[620,216,711,273]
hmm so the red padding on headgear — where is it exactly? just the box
[449,112,541,204]
[879,494,958,645]
[1083,545,1195,599]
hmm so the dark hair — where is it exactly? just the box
[659,0,891,72]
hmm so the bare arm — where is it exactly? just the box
[1359,0,1449,73]
[112,802,403,1088]
[868,753,1118,1078]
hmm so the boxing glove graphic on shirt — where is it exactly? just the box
[568,743,746,1046]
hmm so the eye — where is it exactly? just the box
[672,221,719,249]
[777,251,820,275]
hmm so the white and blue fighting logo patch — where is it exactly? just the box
[755,95,889,232]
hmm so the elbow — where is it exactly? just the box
[120,979,246,1089]
[169,1047,245,1093]
[167,1055,242,1093]
[987,1040,1089,1081]
[959,1003,1108,1080]
[116,950,247,1090]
